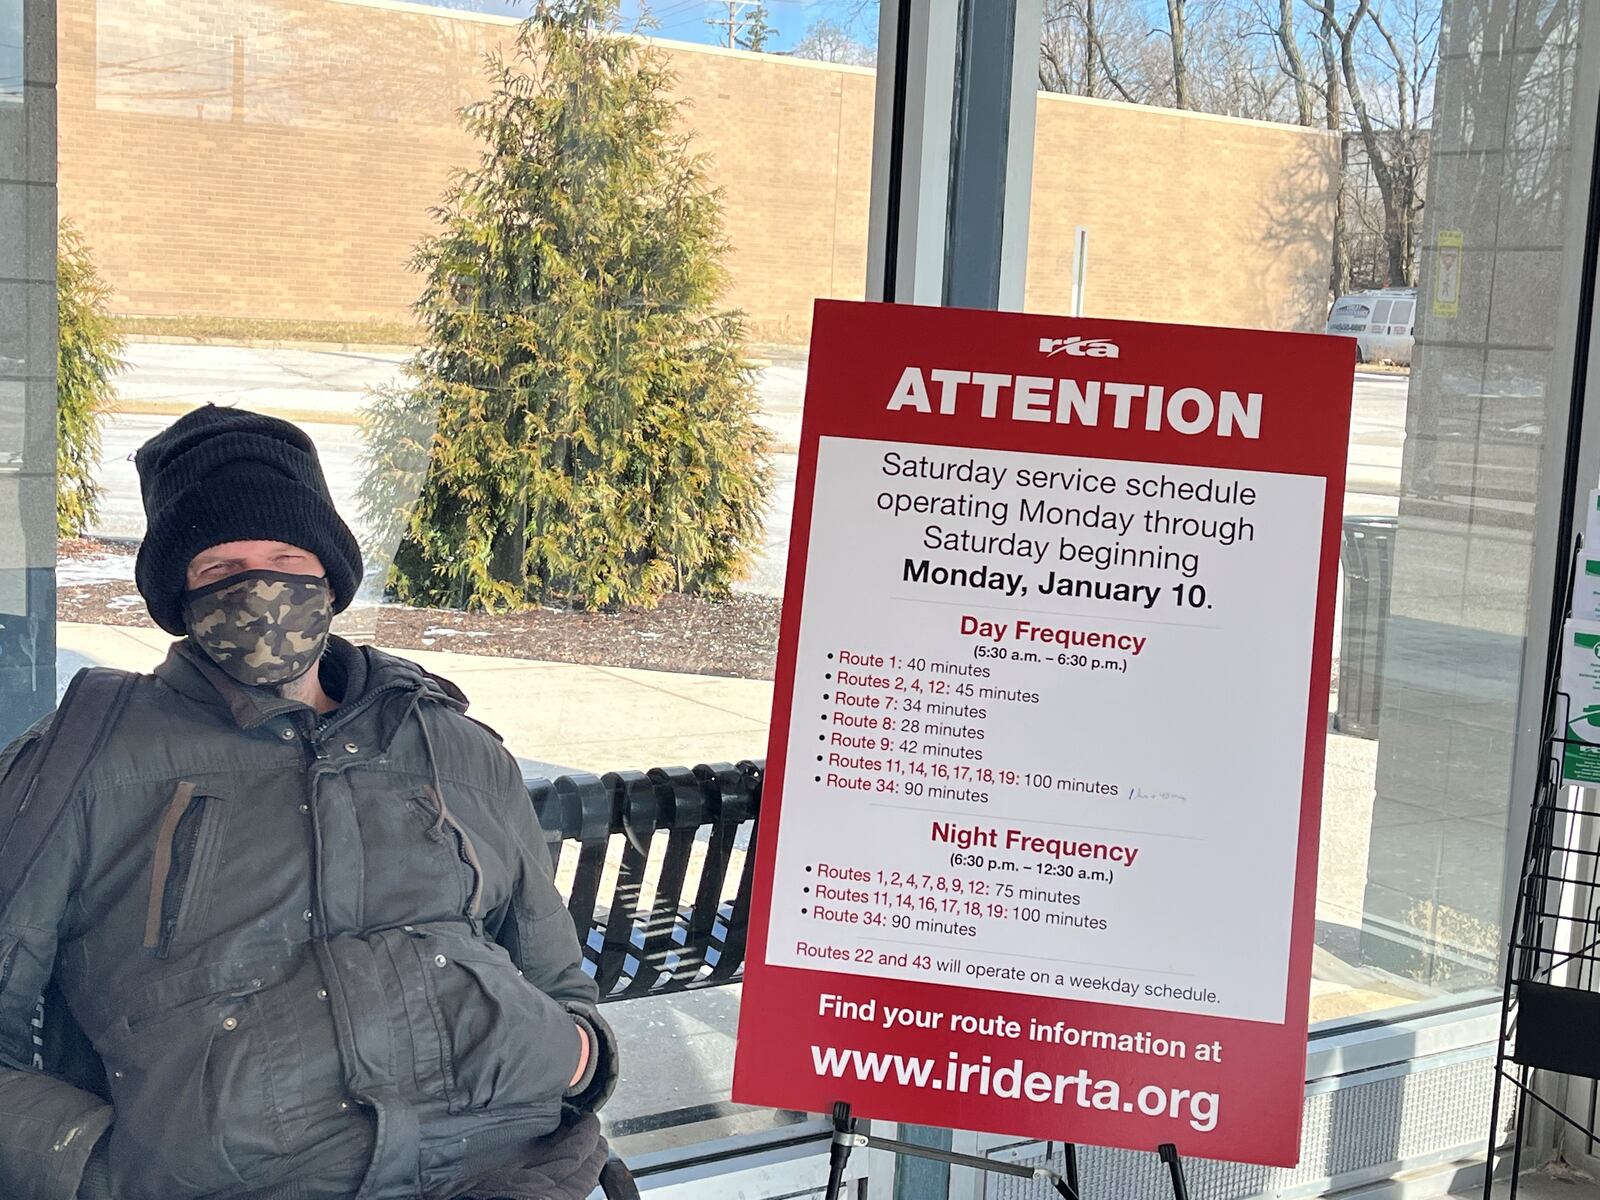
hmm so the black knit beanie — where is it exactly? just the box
[134,405,364,635]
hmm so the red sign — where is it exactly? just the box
[732,300,1355,1166]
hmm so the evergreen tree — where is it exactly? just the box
[365,0,770,612]
[740,4,778,51]
[56,220,125,537]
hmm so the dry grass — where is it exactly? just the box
[114,314,422,349]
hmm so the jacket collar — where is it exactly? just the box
[154,635,469,732]
[157,637,309,730]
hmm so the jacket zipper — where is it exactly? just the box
[297,681,424,934]
[315,681,419,744]
[292,680,419,770]
[0,728,45,857]
[436,803,485,922]
[144,781,203,957]
[157,798,209,958]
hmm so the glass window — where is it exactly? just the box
[0,0,53,741]
[61,0,882,1154]
[1032,0,1583,1026]
[0,0,19,103]
[45,0,1595,1179]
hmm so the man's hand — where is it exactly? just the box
[560,1004,617,1114]
[570,1020,590,1088]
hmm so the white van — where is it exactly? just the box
[1326,288,1416,365]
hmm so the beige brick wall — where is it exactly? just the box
[58,0,1337,343]
[1025,93,1340,331]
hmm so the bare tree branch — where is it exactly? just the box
[1270,0,1317,124]
[1166,0,1191,107]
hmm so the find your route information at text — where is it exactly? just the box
[732,300,1356,1167]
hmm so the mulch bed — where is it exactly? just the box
[55,539,781,681]
[375,594,780,681]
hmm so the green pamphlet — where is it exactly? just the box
[1560,618,1600,786]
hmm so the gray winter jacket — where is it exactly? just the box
[0,637,612,1200]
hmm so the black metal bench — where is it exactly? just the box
[33,760,765,1200]
[530,760,765,1004]
[533,760,766,1199]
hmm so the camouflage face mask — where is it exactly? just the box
[181,570,333,688]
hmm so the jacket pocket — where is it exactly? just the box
[0,724,43,787]
[103,992,267,1195]
[410,790,485,921]
[144,782,229,959]
[413,934,579,1115]
[0,725,45,850]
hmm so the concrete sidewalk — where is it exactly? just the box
[56,622,776,777]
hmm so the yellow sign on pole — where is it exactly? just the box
[1434,230,1463,318]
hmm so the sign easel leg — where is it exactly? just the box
[827,1103,1222,1200]
[826,1102,858,1200]
[1159,1143,1191,1200]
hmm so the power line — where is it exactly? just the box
[648,0,714,34]
[651,0,862,44]
[647,0,708,23]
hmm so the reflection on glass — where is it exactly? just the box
[0,0,19,103]
[1030,0,1581,1026]
[0,0,49,743]
[355,12,787,1141]
[68,0,880,1150]
[1359,0,1582,1005]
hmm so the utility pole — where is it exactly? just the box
[706,1,748,47]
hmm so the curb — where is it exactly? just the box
[112,400,806,453]
[121,333,418,356]
[109,399,369,428]
[120,334,800,368]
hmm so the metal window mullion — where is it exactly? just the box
[868,1,960,306]
[943,0,1042,312]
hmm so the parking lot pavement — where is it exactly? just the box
[91,343,1411,598]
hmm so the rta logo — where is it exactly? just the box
[1039,335,1120,359]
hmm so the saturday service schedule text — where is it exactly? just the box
[765,436,1327,1026]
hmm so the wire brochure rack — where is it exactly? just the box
[1484,539,1600,1197]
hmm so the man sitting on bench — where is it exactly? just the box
[0,406,618,1200]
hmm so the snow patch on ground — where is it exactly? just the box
[57,551,139,586]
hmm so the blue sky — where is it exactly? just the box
[414,1,878,53]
